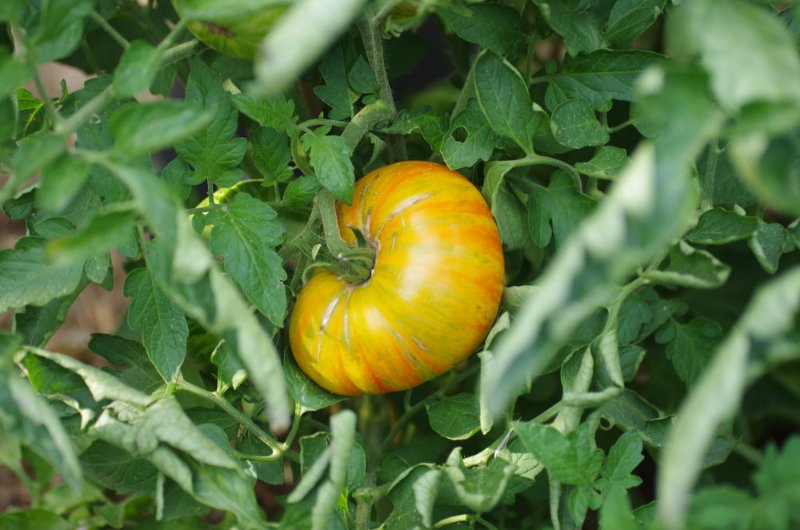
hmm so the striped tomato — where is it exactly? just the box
[289,161,505,395]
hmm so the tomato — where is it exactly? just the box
[289,161,505,395]
[172,1,289,59]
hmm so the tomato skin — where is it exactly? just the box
[289,161,505,395]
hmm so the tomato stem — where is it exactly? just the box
[355,394,389,529]
[317,190,376,284]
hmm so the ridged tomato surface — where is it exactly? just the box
[289,161,505,395]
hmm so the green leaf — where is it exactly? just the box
[600,431,644,490]
[728,131,800,217]
[0,96,15,141]
[36,152,90,213]
[644,242,731,289]
[685,208,759,245]
[482,162,528,250]
[753,437,800,527]
[532,0,605,56]
[140,397,241,470]
[749,223,787,274]
[575,146,629,180]
[110,100,212,157]
[80,441,158,495]
[438,1,527,57]
[659,266,800,527]
[551,98,610,149]
[528,171,596,249]
[301,127,355,203]
[599,485,639,530]
[444,447,516,512]
[381,107,447,152]
[314,43,360,120]
[175,59,246,185]
[605,0,665,48]
[474,51,540,154]
[546,50,665,112]
[15,287,85,348]
[284,352,343,413]
[0,239,84,312]
[283,175,322,207]
[207,193,287,326]
[190,460,265,529]
[668,0,800,112]
[88,334,162,393]
[112,40,164,98]
[251,125,293,184]
[124,267,188,382]
[514,421,603,487]
[0,47,32,100]
[232,93,297,135]
[0,367,83,492]
[172,0,282,20]
[426,393,480,441]
[440,98,499,170]
[687,486,754,530]
[46,207,137,265]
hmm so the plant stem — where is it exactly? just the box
[90,10,131,49]
[358,11,407,161]
[355,394,389,530]
[161,39,199,66]
[176,379,297,461]
[341,99,392,154]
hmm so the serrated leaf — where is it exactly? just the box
[474,51,540,154]
[514,421,603,487]
[438,2,527,57]
[440,98,499,169]
[551,98,610,149]
[112,40,164,98]
[532,0,605,56]
[110,101,212,157]
[546,50,665,112]
[601,431,644,490]
[685,208,759,245]
[88,334,162,393]
[124,268,188,382]
[0,240,84,312]
[482,162,528,250]
[207,193,287,326]
[314,43,358,120]
[575,146,629,179]
[251,125,293,184]
[283,175,322,207]
[606,0,665,48]
[301,128,355,203]
[231,93,296,134]
[175,59,246,184]
[528,171,596,249]
[426,393,480,440]
[80,441,158,495]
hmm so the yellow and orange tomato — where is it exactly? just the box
[289,161,505,395]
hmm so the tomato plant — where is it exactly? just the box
[1,1,800,530]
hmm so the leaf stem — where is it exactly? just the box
[355,394,389,530]
[54,84,114,135]
[90,11,131,50]
[31,67,63,127]
[341,99,392,154]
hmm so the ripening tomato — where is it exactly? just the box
[289,161,505,395]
